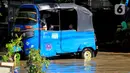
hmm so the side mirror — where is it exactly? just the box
[40,19,47,26]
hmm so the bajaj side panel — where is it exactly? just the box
[40,31,61,57]
[61,30,96,53]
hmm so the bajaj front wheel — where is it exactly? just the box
[82,48,93,61]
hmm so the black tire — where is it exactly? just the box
[81,48,93,60]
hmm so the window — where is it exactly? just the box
[17,12,37,19]
[40,10,60,31]
[39,9,77,31]
[15,8,37,25]
[15,18,37,25]
[60,9,77,30]
[19,8,36,12]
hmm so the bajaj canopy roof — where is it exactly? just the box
[37,3,94,31]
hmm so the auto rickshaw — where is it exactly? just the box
[11,3,98,59]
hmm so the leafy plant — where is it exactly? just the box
[26,49,50,73]
[2,35,23,67]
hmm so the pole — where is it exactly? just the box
[8,0,10,36]
[57,3,62,49]
[58,10,61,30]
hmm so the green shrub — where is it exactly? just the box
[26,49,50,73]
[2,35,22,67]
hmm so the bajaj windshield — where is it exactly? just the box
[15,11,37,25]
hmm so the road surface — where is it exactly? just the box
[19,52,130,73]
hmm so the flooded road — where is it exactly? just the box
[45,60,96,73]
[20,52,130,73]
[93,52,130,73]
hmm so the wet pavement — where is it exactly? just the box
[44,60,96,73]
[19,52,130,73]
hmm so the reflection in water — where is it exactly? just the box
[84,60,96,72]
[43,60,96,73]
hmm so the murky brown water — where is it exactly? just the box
[93,52,130,73]
[20,52,130,73]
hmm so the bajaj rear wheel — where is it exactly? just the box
[82,48,93,61]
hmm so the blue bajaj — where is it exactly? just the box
[11,3,98,59]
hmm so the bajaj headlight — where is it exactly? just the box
[25,31,34,38]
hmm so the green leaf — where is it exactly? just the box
[26,49,50,73]
[2,55,8,62]
[2,35,23,68]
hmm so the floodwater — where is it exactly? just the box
[44,60,96,73]
[19,52,130,73]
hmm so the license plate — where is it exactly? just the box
[14,27,20,32]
